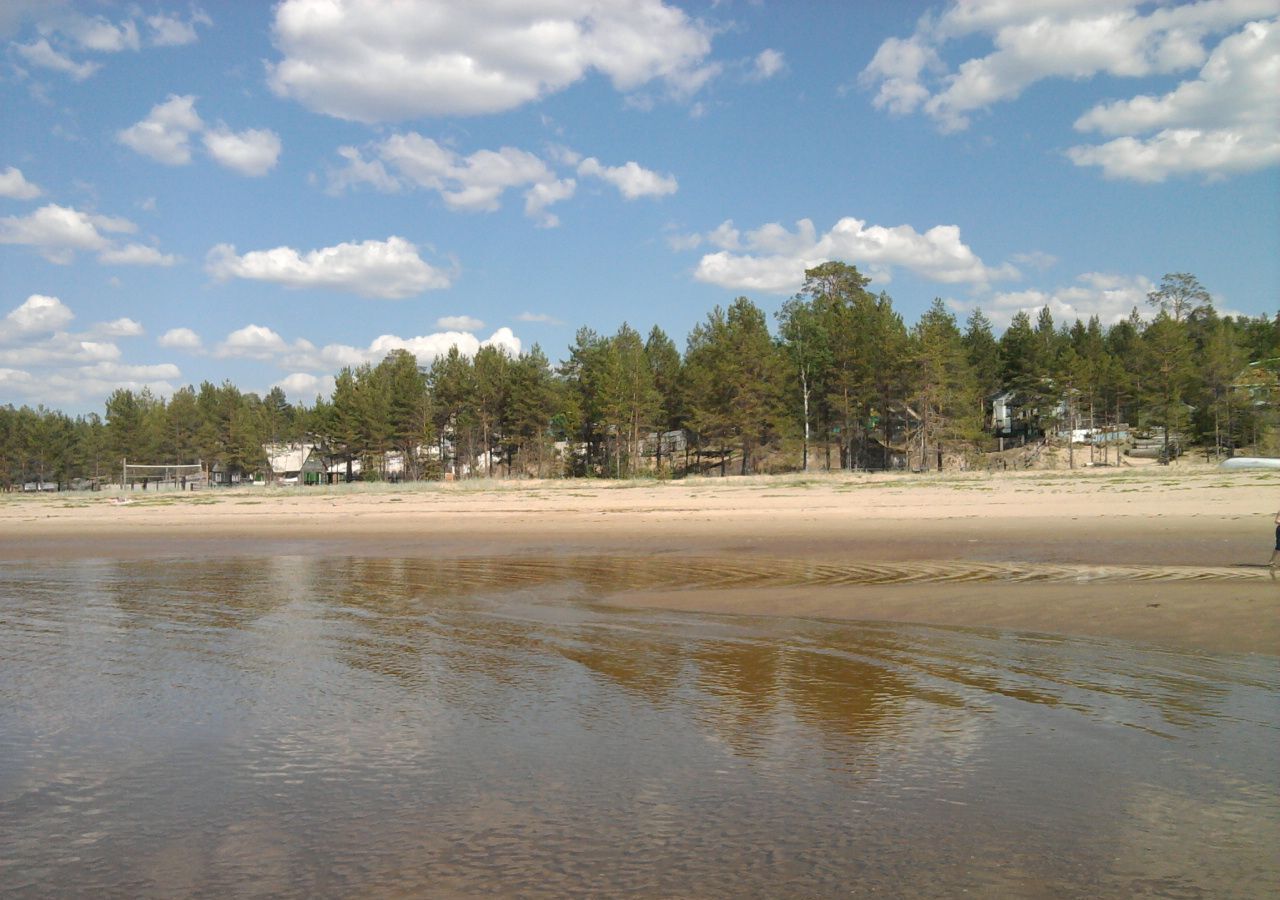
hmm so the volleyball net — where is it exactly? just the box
[120,461,205,491]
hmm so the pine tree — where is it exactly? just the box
[910,299,981,469]
[426,346,476,478]
[1195,319,1247,456]
[1139,311,1194,459]
[328,368,363,481]
[684,298,784,475]
[377,349,429,479]
[166,387,203,463]
[597,324,659,477]
[1147,272,1211,323]
[962,308,1001,412]
[645,325,684,471]
[505,345,559,477]
[104,388,143,470]
[472,345,512,477]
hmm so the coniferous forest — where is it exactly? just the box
[3,263,1278,489]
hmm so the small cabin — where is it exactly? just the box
[299,448,327,485]
[209,462,243,486]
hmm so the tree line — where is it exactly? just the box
[2,263,1277,488]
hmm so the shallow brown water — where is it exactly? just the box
[1,556,1277,898]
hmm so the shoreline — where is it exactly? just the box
[6,468,1278,655]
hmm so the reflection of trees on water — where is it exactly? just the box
[555,634,684,705]
[933,632,1248,731]
[315,558,575,719]
[691,639,781,757]
[783,648,904,742]
[689,635,914,760]
[90,554,1268,737]
[101,558,297,631]
[301,559,906,753]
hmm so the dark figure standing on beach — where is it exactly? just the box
[1272,510,1280,568]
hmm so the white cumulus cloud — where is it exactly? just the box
[1068,18,1280,181]
[119,96,282,175]
[158,327,203,351]
[524,177,577,228]
[275,371,336,402]
[206,236,453,299]
[516,311,565,325]
[329,134,578,225]
[860,0,1279,181]
[268,0,717,122]
[436,315,485,331]
[90,318,144,338]
[81,361,180,381]
[690,216,1016,294]
[0,336,120,368]
[369,327,521,363]
[949,272,1160,328]
[97,243,178,266]
[577,157,678,199]
[216,324,289,359]
[2,294,74,338]
[9,9,210,87]
[218,323,524,381]
[0,294,182,407]
[202,125,283,177]
[117,94,203,165]
[750,48,786,81]
[15,38,101,80]
[59,14,140,52]
[0,166,42,199]
[329,135,679,223]
[145,10,212,47]
[0,203,137,264]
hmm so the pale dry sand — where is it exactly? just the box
[3,465,1278,654]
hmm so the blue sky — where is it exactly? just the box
[2,0,1277,414]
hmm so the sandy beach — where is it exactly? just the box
[4,465,1278,655]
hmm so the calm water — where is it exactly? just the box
[1,556,1277,898]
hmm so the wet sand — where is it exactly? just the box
[4,466,1278,654]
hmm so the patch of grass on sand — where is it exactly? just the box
[123,497,182,507]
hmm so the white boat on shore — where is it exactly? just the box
[1218,457,1280,470]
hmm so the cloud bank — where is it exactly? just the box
[687,216,1016,294]
[213,320,525,403]
[0,294,177,406]
[268,0,718,122]
[860,0,1279,181]
[206,236,453,299]
[328,134,676,226]
[0,203,173,266]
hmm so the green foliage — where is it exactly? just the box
[1140,310,1194,445]
[644,325,683,434]
[1148,272,1211,322]
[962,308,1001,401]
[505,345,559,477]
[7,269,1275,487]
[685,297,786,474]
[911,299,983,463]
[778,262,913,469]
